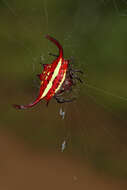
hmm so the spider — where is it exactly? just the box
[13,35,83,109]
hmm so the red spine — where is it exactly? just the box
[45,35,63,58]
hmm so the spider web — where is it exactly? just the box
[1,0,127,177]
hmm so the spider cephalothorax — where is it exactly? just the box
[13,35,83,109]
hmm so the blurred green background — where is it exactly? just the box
[0,0,127,189]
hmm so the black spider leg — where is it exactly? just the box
[54,94,76,104]
[68,57,84,79]
[54,80,76,104]
[69,69,83,83]
[48,52,58,57]
[70,68,83,74]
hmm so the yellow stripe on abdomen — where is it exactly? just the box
[40,58,62,99]
[54,70,66,94]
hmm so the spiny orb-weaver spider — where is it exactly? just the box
[13,35,83,109]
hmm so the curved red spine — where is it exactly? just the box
[13,35,64,110]
[45,35,63,58]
